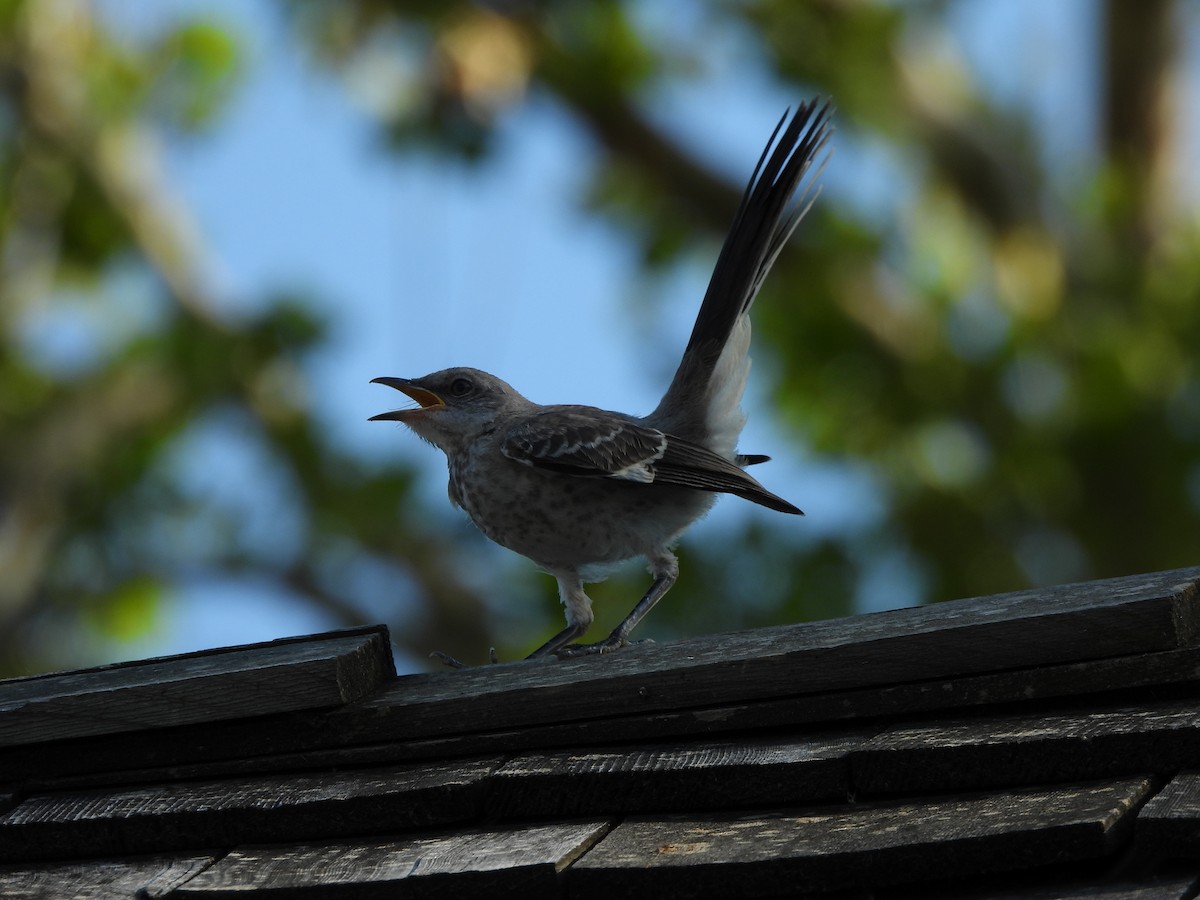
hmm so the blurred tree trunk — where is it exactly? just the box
[1103,0,1175,253]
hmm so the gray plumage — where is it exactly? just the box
[372,100,833,660]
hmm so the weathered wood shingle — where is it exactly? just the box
[339,566,1200,743]
[1,567,1199,897]
[0,854,216,900]
[486,729,864,817]
[1137,771,1200,859]
[853,698,1200,794]
[0,626,393,748]
[568,779,1154,898]
[172,821,611,898]
[0,757,502,862]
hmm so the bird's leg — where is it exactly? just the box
[527,621,589,659]
[440,573,594,665]
[556,552,678,658]
[526,571,594,659]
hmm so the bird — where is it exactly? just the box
[371,99,832,662]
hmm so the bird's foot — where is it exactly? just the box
[430,647,499,669]
[553,636,654,659]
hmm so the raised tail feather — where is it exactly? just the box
[649,100,833,452]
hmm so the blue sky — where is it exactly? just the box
[84,0,1198,667]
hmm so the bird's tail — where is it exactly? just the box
[650,100,833,455]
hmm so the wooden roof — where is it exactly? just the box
[2,566,1200,897]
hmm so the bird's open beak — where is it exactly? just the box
[369,377,445,421]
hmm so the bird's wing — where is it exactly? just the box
[654,435,802,515]
[501,407,802,515]
[501,407,667,484]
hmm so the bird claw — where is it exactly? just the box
[430,650,468,669]
[430,647,499,669]
[433,636,655,666]
[553,636,654,659]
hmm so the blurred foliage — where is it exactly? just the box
[0,0,1198,674]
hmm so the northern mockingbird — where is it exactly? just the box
[372,99,832,661]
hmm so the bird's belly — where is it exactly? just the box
[451,457,712,570]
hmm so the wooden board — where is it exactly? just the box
[15,644,1200,795]
[172,821,609,898]
[940,868,1200,899]
[398,646,1200,778]
[340,568,1200,743]
[853,699,1200,795]
[4,573,1199,789]
[568,778,1154,899]
[0,756,502,863]
[1137,772,1200,858]
[0,627,394,748]
[486,729,867,818]
[0,853,215,899]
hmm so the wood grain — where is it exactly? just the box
[0,627,394,748]
[853,699,1200,794]
[1137,772,1200,858]
[3,572,1198,790]
[346,568,1200,742]
[0,756,501,862]
[0,853,214,899]
[172,821,610,898]
[940,869,1200,899]
[569,778,1155,899]
[405,646,1200,775]
[17,644,1200,796]
[486,729,866,818]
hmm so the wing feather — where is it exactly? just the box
[655,436,802,514]
[502,407,666,483]
[501,407,801,514]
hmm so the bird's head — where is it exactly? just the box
[370,367,529,454]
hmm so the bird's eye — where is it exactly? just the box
[449,377,473,397]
